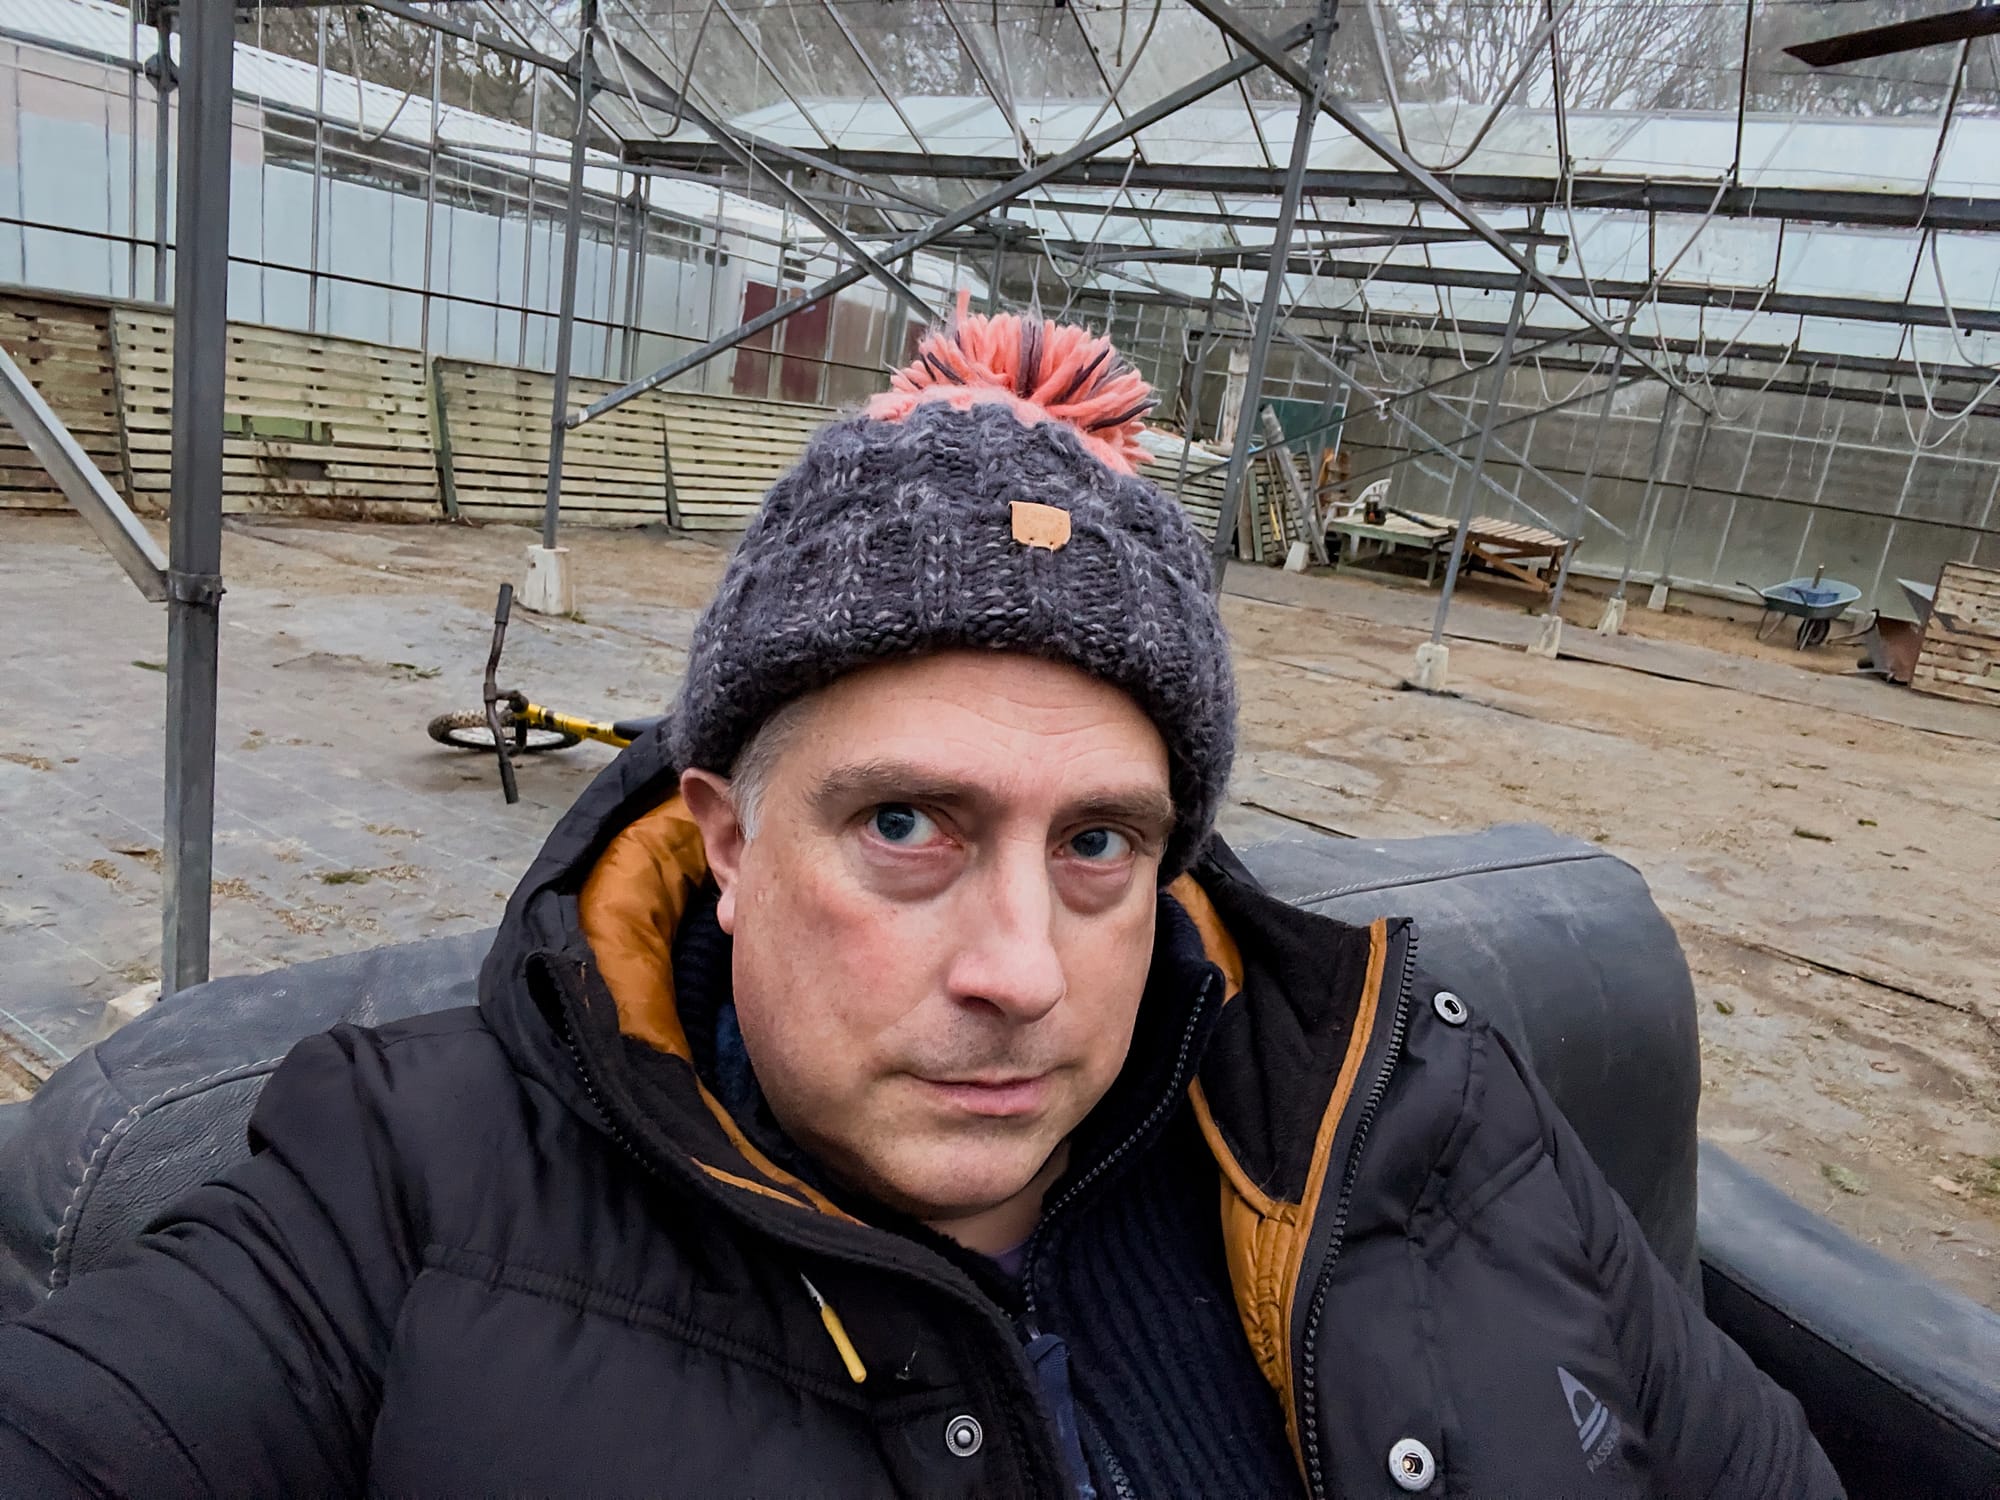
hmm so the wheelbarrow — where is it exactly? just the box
[1738,567,1865,649]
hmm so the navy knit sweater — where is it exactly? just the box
[673,887,1298,1499]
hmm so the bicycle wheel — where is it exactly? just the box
[426,708,581,754]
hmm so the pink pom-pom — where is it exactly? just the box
[864,289,1156,475]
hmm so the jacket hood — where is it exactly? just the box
[477,723,1405,1477]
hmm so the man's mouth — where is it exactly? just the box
[915,1073,1052,1118]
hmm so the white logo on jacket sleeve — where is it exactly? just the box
[1557,1366,1623,1473]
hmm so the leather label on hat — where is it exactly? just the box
[1010,501,1072,551]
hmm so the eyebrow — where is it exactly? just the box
[809,760,1177,846]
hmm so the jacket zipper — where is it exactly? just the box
[1297,925,1420,1500]
[1019,970,1215,1323]
[1012,972,1213,1500]
[540,956,646,1168]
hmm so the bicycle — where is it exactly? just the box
[427,584,664,804]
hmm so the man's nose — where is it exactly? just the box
[944,841,1066,1023]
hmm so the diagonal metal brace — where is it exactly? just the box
[0,343,168,602]
[1176,0,1706,413]
[568,21,1317,427]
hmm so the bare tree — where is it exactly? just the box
[237,3,579,129]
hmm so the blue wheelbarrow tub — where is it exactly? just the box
[1759,577,1862,619]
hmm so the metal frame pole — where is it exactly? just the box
[986,236,1005,316]
[1174,276,1224,506]
[1546,348,1624,618]
[567,24,1311,426]
[125,4,140,297]
[541,0,598,552]
[150,13,171,303]
[161,0,235,995]
[419,27,442,356]
[1654,409,1713,600]
[1617,389,1681,601]
[1430,269,1532,643]
[517,80,542,368]
[1207,0,1338,589]
[622,177,648,383]
[308,7,326,331]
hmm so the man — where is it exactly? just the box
[0,302,1837,1497]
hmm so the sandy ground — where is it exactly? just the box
[2,512,1995,1308]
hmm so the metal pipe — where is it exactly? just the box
[1430,269,1531,644]
[1547,348,1625,617]
[419,29,442,355]
[541,0,598,552]
[1617,390,1681,600]
[623,140,2000,235]
[124,3,139,298]
[309,7,325,331]
[1207,0,1338,588]
[1730,0,1756,186]
[986,236,1005,316]
[151,15,170,303]
[568,24,1310,426]
[1655,411,1713,592]
[623,177,648,382]
[1174,279,1224,506]
[162,0,236,995]
[518,80,541,367]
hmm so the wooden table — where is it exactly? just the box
[1322,510,1573,595]
[1323,512,1452,581]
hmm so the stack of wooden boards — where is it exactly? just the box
[114,307,442,521]
[431,359,829,529]
[0,294,123,512]
[0,287,1251,539]
[1911,561,2000,707]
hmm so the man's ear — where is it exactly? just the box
[679,768,745,934]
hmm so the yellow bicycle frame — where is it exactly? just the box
[514,702,635,749]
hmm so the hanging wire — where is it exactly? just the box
[662,0,722,137]
[340,5,425,149]
[1071,0,1164,144]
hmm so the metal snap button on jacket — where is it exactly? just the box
[1388,1436,1437,1491]
[1432,990,1468,1026]
[944,1414,983,1458]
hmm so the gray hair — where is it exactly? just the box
[725,693,813,841]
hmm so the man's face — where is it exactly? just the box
[682,651,1173,1244]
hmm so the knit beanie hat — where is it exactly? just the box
[668,292,1237,878]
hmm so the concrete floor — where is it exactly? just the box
[2,512,1996,1306]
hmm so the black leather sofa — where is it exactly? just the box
[0,825,1993,1497]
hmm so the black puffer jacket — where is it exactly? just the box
[0,733,1838,1497]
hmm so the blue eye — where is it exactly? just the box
[870,805,938,845]
[1069,828,1132,862]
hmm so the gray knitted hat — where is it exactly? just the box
[669,300,1236,877]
